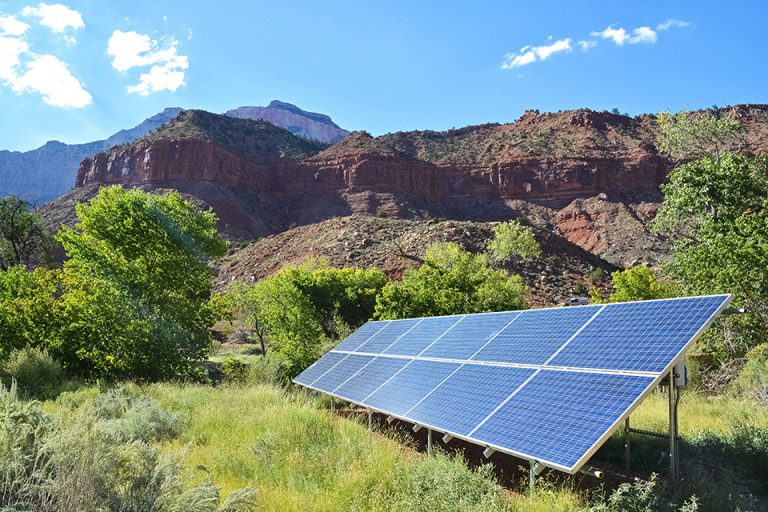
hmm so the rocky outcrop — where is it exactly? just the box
[55,104,768,267]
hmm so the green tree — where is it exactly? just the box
[657,110,743,162]
[651,143,768,364]
[486,220,541,264]
[0,195,53,270]
[590,266,677,304]
[0,266,63,357]
[223,260,387,376]
[374,242,528,319]
[55,186,228,380]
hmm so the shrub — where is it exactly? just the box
[222,358,250,385]
[732,343,768,403]
[0,385,257,511]
[0,347,64,400]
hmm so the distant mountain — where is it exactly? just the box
[225,100,349,144]
[0,101,349,204]
[0,108,183,205]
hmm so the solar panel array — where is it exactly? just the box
[294,294,731,473]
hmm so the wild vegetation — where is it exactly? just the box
[0,110,766,510]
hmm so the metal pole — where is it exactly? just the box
[330,398,335,414]
[668,371,677,484]
[624,417,630,472]
[368,410,373,431]
[427,429,432,456]
[529,460,535,499]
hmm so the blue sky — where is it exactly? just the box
[0,0,766,151]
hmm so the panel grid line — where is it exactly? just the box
[359,315,467,404]
[467,305,606,437]
[330,318,425,393]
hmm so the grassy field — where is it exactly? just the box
[27,379,740,512]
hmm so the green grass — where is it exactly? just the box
[37,381,767,511]
[143,383,587,511]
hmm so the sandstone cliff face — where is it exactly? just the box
[63,105,768,267]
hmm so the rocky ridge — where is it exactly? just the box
[217,215,616,307]
[44,104,768,268]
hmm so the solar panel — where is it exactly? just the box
[420,312,519,360]
[295,294,732,474]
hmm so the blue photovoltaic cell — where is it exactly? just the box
[406,365,535,435]
[293,351,347,386]
[333,321,389,352]
[549,295,729,373]
[471,369,654,469]
[363,360,460,416]
[311,354,374,393]
[355,318,421,354]
[383,315,463,356]
[421,312,519,360]
[333,357,410,403]
[472,306,601,365]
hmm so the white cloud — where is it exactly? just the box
[657,19,691,31]
[0,14,30,36]
[591,25,657,45]
[107,29,189,94]
[502,38,571,69]
[0,8,90,107]
[577,40,596,52]
[10,54,91,107]
[0,36,28,80]
[21,3,84,33]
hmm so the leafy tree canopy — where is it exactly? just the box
[55,186,228,380]
[0,194,53,270]
[657,110,743,162]
[653,112,768,365]
[374,242,528,320]
[486,220,541,264]
[221,259,387,378]
[591,266,677,304]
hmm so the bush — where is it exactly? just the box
[0,385,257,511]
[0,347,64,399]
[222,357,250,385]
[732,343,768,403]
[590,474,699,512]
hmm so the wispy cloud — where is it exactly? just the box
[22,3,84,32]
[107,29,189,95]
[502,18,690,72]
[590,25,658,45]
[502,38,572,69]
[657,19,691,31]
[0,7,91,107]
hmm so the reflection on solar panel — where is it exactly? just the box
[294,295,732,474]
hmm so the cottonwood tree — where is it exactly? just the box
[0,195,53,270]
[56,186,228,380]
[653,112,768,366]
[374,242,528,320]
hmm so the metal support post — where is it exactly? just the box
[427,428,432,456]
[624,417,630,472]
[529,460,535,499]
[330,398,335,414]
[668,371,678,484]
[368,410,373,431]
